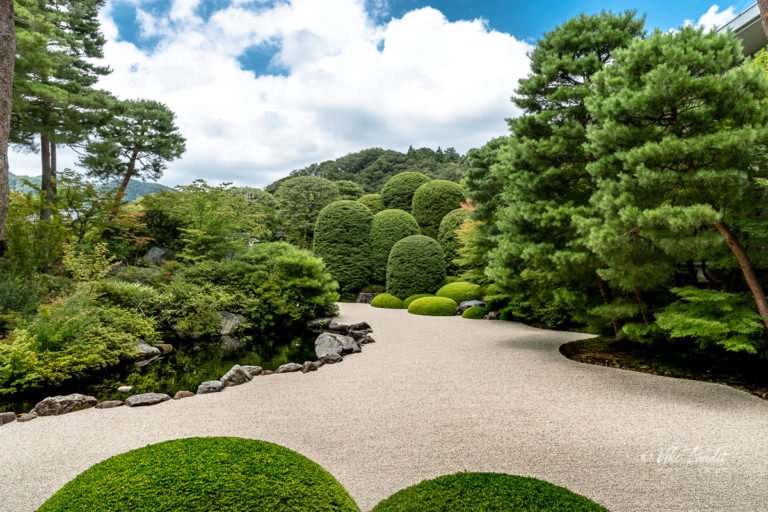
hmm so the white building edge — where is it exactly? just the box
[719,3,766,55]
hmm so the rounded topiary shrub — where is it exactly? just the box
[370,209,421,283]
[436,281,483,304]
[462,306,485,319]
[372,472,608,512]
[386,235,445,299]
[407,296,458,316]
[314,200,374,296]
[411,180,466,239]
[335,180,365,200]
[371,293,404,309]
[403,294,433,309]
[358,194,385,214]
[381,172,432,211]
[39,437,360,512]
[438,208,470,274]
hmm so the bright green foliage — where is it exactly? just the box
[487,11,645,330]
[62,243,115,282]
[369,209,421,283]
[411,180,465,239]
[436,282,482,303]
[314,201,374,296]
[370,293,404,309]
[381,172,431,211]
[386,235,445,299]
[403,294,433,308]
[357,194,385,214]
[39,437,360,512]
[275,176,340,248]
[462,306,485,319]
[437,209,470,274]
[407,296,458,316]
[335,180,365,200]
[372,472,608,512]
[4,191,67,274]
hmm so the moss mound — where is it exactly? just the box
[358,194,386,214]
[407,296,458,316]
[438,209,470,274]
[411,180,465,239]
[370,209,421,283]
[39,437,360,512]
[381,172,432,211]
[462,306,486,319]
[386,235,445,299]
[436,282,483,304]
[372,472,608,512]
[403,294,434,308]
[371,293,404,309]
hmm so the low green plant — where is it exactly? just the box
[436,282,483,304]
[38,437,360,512]
[407,296,458,316]
[403,294,433,308]
[371,293,404,309]
[462,306,485,319]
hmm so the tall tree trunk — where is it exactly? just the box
[758,0,768,38]
[596,275,620,336]
[0,0,14,254]
[109,149,138,218]
[50,139,56,198]
[40,133,52,220]
[714,220,768,330]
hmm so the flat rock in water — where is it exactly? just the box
[17,413,37,423]
[276,363,302,373]
[242,365,262,378]
[125,393,171,407]
[95,400,124,409]
[0,412,16,426]
[31,394,98,416]
[197,380,225,394]
[174,391,195,399]
[220,364,252,387]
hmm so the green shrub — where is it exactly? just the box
[336,180,365,200]
[403,294,433,308]
[407,296,458,316]
[39,437,360,512]
[386,235,445,299]
[411,180,466,238]
[436,282,483,304]
[314,201,374,296]
[381,172,431,210]
[370,209,421,283]
[94,279,168,316]
[462,306,485,319]
[372,472,608,511]
[442,276,463,285]
[275,176,341,248]
[371,293,404,309]
[362,284,386,294]
[357,194,385,214]
[438,209,470,274]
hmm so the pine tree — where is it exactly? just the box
[0,0,14,249]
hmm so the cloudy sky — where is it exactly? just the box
[9,0,749,187]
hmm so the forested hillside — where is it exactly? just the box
[9,172,172,202]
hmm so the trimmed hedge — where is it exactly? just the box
[438,208,470,274]
[403,294,433,308]
[336,180,365,200]
[370,209,421,283]
[39,437,360,512]
[436,282,483,303]
[372,472,608,511]
[314,201,374,296]
[407,296,458,316]
[386,235,445,299]
[371,293,404,309]
[358,194,386,214]
[411,180,466,239]
[462,306,485,319]
[381,172,432,211]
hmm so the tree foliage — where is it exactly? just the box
[380,172,431,211]
[357,194,385,214]
[437,208,470,274]
[386,235,445,299]
[335,180,364,200]
[411,180,465,239]
[369,209,421,283]
[275,176,340,248]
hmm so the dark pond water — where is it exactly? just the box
[0,328,318,414]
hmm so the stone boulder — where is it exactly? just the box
[321,353,343,364]
[242,365,262,378]
[328,323,351,335]
[158,343,174,354]
[174,390,195,400]
[0,412,15,426]
[31,394,98,416]
[117,385,133,393]
[143,246,169,266]
[17,413,36,423]
[276,363,302,373]
[359,335,375,345]
[95,400,124,409]
[125,393,171,407]
[457,300,486,315]
[349,321,372,332]
[220,365,253,387]
[136,342,161,358]
[356,292,377,304]
[220,312,247,336]
[301,361,321,373]
[315,332,360,358]
[197,380,225,394]
[220,335,246,353]
[308,317,334,332]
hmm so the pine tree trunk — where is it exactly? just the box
[40,133,52,220]
[109,149,138,218]
[714,220,768,330]
[758,0,768,38]
[0,0,14,253]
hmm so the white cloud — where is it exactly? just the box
[10,0,532,188]
[685,4,737,30]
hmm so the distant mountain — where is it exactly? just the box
[8,172,173,202]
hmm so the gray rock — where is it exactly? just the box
[484,311,499,320]
[328,322,351,334]
[339,335,361,354]
[136,342,161,358]
[458,300,486,314]
[143,246,168,266]
[261,370,274,375]
[321,353,343,364]
[356,292,377,304]
[117,385,133,393]
[174,390,195,399]
[95,400,124,409]
[350,321,372,331]
[125,393,171,407]
[197,380,225,394]
[301,361,320,373]
[17,413,37,423]
[31,394,98,416]
[308,317,334,331]
[220,364,253,387]
[242,365,262,378]
[220,335,246,353]
[315,332,360,359]
[0,412,16,426]
[135,355,160,368]
[220,312,247,336]
[349,330,368,341]
[276,363,303,373]
[359,335,375,345]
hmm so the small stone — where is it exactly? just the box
[261,370,274,375]
[95,400,124,409]
[308,318,333,331]
[241,365,262,378]
[484,311,499,320]
[220,364,252,387]
[136,342,161,358]
[321,353,343,364]
[359,335,375,345]
[220,312,247,336]
[17,413,37,423]
[197,380,225,394]
[349,330,368,341]
[143,246,168,266]
[125,393,171,407]
[328,322,350,334]
[31,394,98,416]
[118,385,133,393]
[174,391,195,400]
[458,300,486,315]
[356,292,377,304]
[349,321,372,332]
[276,363,303,373]
[0,412,16,426]
[157,343,174,354]
[301,361,320,373]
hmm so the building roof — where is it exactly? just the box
[719,3,766,55]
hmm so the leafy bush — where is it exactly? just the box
[411,180,465,238]
[403,294,433,308]
[407,296,458,316]
[386,235,445,299]
[94,279,168,316]
[275,176,341,248]
[438,209,470,274]
[370,209,421,283]
[372,472,608,511]
[39,437,360,512]
[371,293,404,309]
[5,192,68,274]
[436,282,483,304]
[381,172,431,211]
[462,306,486,319]
[314,201,374,296]
[357,194,385,214]
[336,180,365,200]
